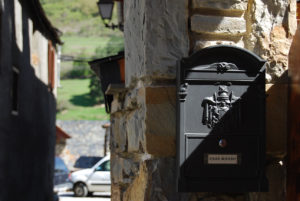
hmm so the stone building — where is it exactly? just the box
[56,126,71,156]
[99,0,298,201]
[0,0,61,200]
[56,120,108,170]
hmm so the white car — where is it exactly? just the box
[70,155,111,197]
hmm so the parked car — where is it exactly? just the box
[70,155,110,197]
[53,193,59,201]
[73,156,103,172]
[54,156,73,193]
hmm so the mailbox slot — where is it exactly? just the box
[185,135,260,178]
[176,45,268,192]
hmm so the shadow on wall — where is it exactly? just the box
[286,24,300,201]
[263,71,288,201]
[180,74,266,192]
[0,1,56,201]
[178,71,288,199]
[265,71,288,157]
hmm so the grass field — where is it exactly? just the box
[56,79,108,120]
[61,36,109,56]
[60,35,124,79]
[61,35,123,57]
[41,0,124,58]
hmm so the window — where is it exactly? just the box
[74,156,103,169]
[48,41,55,90]
[11,66,19,115]
[96,161,110,171]
[55,157,69,173]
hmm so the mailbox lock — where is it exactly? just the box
[218,139,227,148]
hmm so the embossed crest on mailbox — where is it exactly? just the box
[176,45,268,192]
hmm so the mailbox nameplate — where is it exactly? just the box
[206,154,239,165]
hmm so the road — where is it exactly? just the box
[58,192,110,201]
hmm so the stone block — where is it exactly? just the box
[111,154,139,184]
[266,83,288,155]
[143,158,186,201]
[124,0,146,85]
[125,0,189,85]
[123,158,186,201]
[123,162,148,201]
[192,0,248,10]
[122,158,138,176]
[251,0,290,44]
[127,109,145,153]
[268,26,291,77]
[145,86,176,136]
[191,15,246,34]
[145,86,176,157]
[145,134,176,157]
[111,184,122,201]
[111,154,123,184]
[111,117,127,153]
[111,94,122,114]
[124,86,145,110]
[193,40,244,51]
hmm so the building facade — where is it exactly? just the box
[0,0,61,200]
[108,0,297,201]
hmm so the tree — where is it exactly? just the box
[89,72,104,104]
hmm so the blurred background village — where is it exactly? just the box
[41,0,123,170]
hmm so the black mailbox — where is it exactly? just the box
[176,45,268,192]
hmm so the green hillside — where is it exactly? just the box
[41,0,120,37]
[41,0,124,58]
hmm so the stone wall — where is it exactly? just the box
[110,0,297,201]
[56,120,107,170]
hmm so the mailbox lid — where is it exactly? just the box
[183,135,261,178]
[184,67,264,82]
[180,45,265,74]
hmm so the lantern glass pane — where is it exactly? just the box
[99,3,114,20]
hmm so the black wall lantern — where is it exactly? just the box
[97,0,123,30]
[89,51,125,113]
